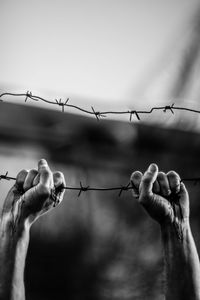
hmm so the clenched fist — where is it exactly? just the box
[2,159,66,226]
[130,163,189,225]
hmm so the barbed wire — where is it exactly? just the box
[0,172,200,198]
[1,92,200,196]
[1,91,200,121]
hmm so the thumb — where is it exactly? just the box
[179,181,188,197]
[140,164,158,199]
[177,182,190,220]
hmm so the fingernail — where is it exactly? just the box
[39,159,48,165]
[148,164,157,173]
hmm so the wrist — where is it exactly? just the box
[161,217,190,242]
[0,211,30,240]
[161,216,190,228]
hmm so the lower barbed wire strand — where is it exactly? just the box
[0,174,200,195]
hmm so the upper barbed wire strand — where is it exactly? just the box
[0,91,200,196]
[1,92,200,120]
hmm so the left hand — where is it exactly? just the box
[2,159,66,226]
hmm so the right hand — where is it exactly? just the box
[130,164,189,225]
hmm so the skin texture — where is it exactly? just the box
[0,159,65,300]
[131,163,200,300]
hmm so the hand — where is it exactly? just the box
[130,164,189,225]
[2,159,66,226]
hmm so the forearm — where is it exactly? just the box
[0,212,30,300]
[161,220,200,300]
[0,159,64,299]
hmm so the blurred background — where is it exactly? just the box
[1,0,200,299]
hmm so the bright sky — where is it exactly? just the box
[0,0,199,113]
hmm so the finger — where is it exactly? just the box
[23,169,38,192]
[178,182,189,219]
[140,163,158,197]
[157,172,171,197]
[16,169,28,190]
[130,171,143,198]
[38,159,53,187]
[153,180,160,194]
[52,171,66,204]
[179,182,188,198]
[167,171,181,194]
[53,171,66,188]
[33,174,40,186]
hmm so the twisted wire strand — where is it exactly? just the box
[1,92,200,120]
[0,173,199,198]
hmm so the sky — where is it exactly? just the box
[0,0,199,116]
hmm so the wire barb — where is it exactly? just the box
[78,182,90,197]
[55,98,69,113]
[0,172,10,181]
[163,103,174,114]
[118,182,131,197]
[129,110,140,121]
[91,106,106,121]
[25,91,32,102]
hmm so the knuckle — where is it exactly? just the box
[142,176,151,185]
[167,170,180,179]
[158,172,167,183]
[53,171,64,179]
[158,171,165,178]
[144,170,156,179]
[42,169,51,177]
[29,169,38,176]
[38,185,51,198]
[131,171,142,181]
[16,169,28,184]
[17,169,28,178]
[53,171,65,187]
